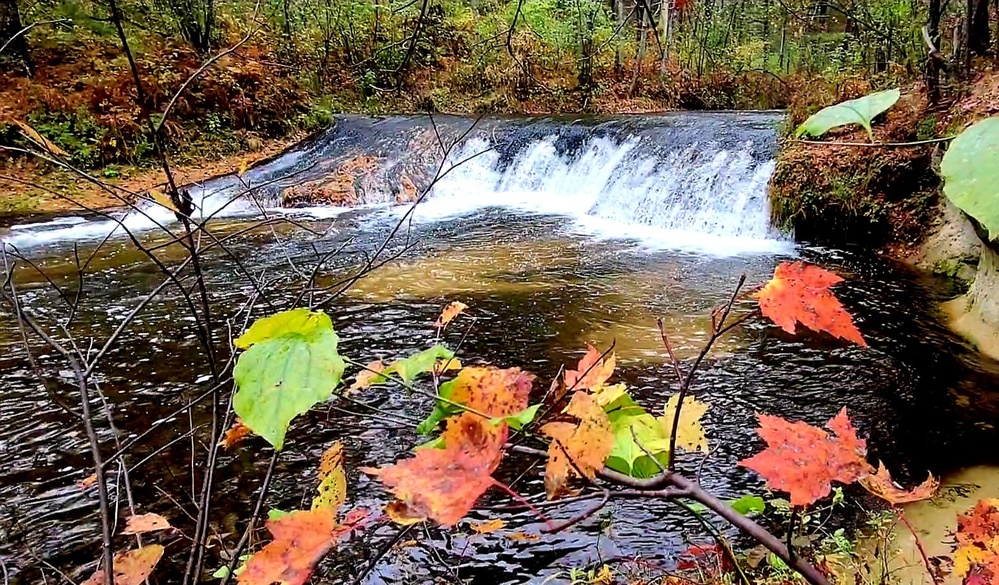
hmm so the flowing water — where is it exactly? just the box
[1,113,998,584]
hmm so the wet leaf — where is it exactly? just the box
[564,344,616,391]
[78,473,97,490]
[238,508,368,585]
[417,366,534,434]
[385,501,425,525]
[223,419,252,449]
[233,324,345,451]
[795,88,900,140]
[941,117,999,240]
[364,412,506,525]
[470,518,506,534]
[349,360,385,393]
[123,513,171,534]
[659,394,710,453]
[541,391,614,498]
[757,261,867,346]
[859,461,938,505]
[82,545,164,585]
[434,301,468,329]
[954,499,999,580]
[313,441,347,513]
[234,308,334,350]
[739,408,873,507]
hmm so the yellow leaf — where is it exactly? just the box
[660,394,710,453]
[82,545,164,585]
[385,501,425,526]
[312,442,347,513]
[590,382,627,408]
[541,391,613,499]
[238,158,250,176]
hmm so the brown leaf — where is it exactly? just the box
[123,513,171,535]
[757,261,867,346]
[82,545,164,585]
[434,301,468,329]
[363,412,506,525]
[78,473,97,490]
[859,461,938,505]
[541,391,614,499]
[564,345,616,391]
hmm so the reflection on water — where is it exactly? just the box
[1,207,999,584]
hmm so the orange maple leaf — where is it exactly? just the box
[82,545,164,585]
[541,391,614,499]
[739,408,873,507]
[434,301,468,329]
[349,360,385,393]
[954,499,999,581]
[564,345,616,391]
[859,461,938,505]
[757,261,867,346]
[448,366,535,418]
[364,412,506,525]
[123,513,171,535]
[222,419,252,449]
[238,508,368,585]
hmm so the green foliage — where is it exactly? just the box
[940,117,999,240]
[26,109,108,169]
[604,394,671,478]
[383,345,454,384]
[233,309,345,450]
[730,495,766,516]
[796,89,900,140]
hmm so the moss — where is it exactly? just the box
[769,88,941,247]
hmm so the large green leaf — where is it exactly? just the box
[605,407,672,479]
[234,308,334,349]
[796,88,900,140]
[233,327,345,450]
[941,117,999,240]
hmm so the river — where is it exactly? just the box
[1,113,998,584]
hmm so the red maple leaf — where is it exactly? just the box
[364,412,507,525]
[238,508,367,585]
[448,366,535,418]
[739,408,873,507]
[757,261,867,346]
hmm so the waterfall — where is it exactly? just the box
[2,113,790,254]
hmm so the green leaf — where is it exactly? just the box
[233,327,345,450]
[941,117,999,240]
[267,509,290,520]
[796,88,900,140]
[383,345,455,384]
[502,404,542,431]
[416,377,461,435]
[234,308,334,349]
[731,495,766,516]
[605,406,672,478]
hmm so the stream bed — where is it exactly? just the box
[1,113,998,584]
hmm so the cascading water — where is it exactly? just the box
[1,113,790,254]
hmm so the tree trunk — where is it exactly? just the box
[969,0,990,55]
[926,0,941,103]
[0,0,32,76]
[630,3,647,96]
[615,0,624,72]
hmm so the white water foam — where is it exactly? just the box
[409,136,791,255]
